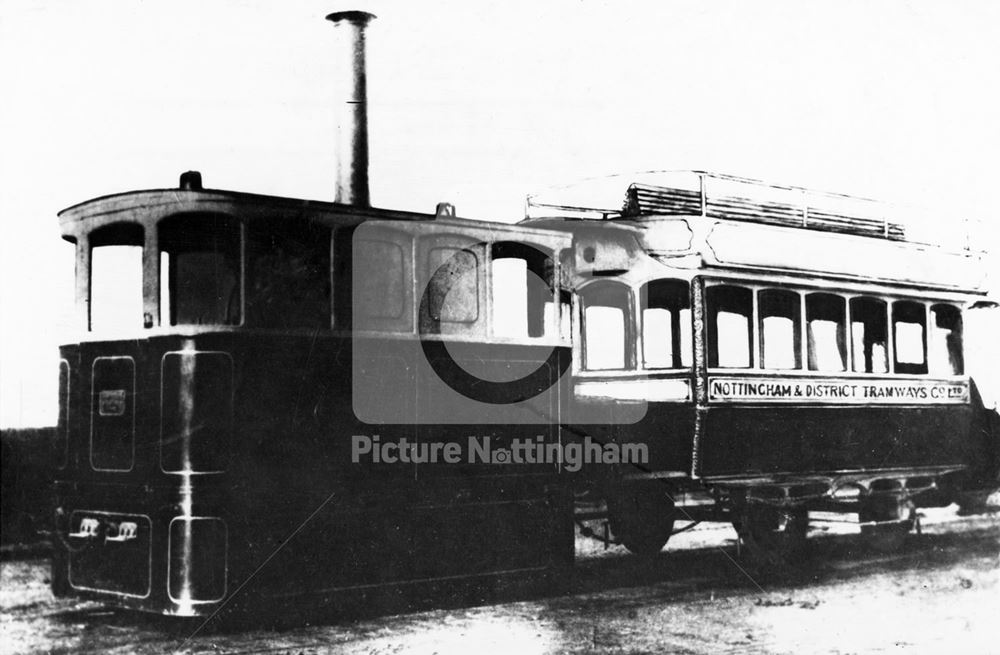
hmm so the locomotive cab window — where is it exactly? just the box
[490,242,553,339]
[427,247,480,324]
[892,300,927,374]
[89,223,144,332]
[758,289,801,370]
[159,214,242,326]
[929,303,963,375]
[706,284,753,369]
[581,282,631,370]
[247,220,330,329]
[806,293,846,372]
[341,229,414,333]
[355,239,405,319]
[850,297,889,374]
[641,279,691,369]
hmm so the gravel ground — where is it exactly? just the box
[1,507,997,655]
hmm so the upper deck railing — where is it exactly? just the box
[525,170,978,251]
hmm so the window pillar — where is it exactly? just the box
[143,229,159,328]
[76,234,90,331]
[751,287,761,370]
[886,301,895,374]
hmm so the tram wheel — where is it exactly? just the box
[607,484,676,558]
[859,496,915,552]
[733,505,809,569]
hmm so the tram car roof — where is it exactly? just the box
[521,170,989,297]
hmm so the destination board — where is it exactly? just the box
[708,376,969,404]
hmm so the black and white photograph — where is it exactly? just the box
[1,1,999,653]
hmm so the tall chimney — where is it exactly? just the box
[326,11,375,207]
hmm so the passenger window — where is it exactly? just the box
[427,247,479,323]
[581,283,630,370]
[90,224,144,332]
[641,279,691,369]
[850,297,889,374]
[490,242,553,339]
[159,214,241,326]
[247,220,330,328]
[758,289,801,370]
[892,300,927,374]
[929,304,963,375]
[806,293,846,372]
[355,239,406,320]
[706,285,753,368]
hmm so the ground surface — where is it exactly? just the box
[2,508,997,655]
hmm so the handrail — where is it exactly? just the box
[525,170,980,251]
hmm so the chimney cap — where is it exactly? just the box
[325,10,376,24]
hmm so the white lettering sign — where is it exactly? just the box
[708,377,969,404]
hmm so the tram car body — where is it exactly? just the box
[526,171,999,555]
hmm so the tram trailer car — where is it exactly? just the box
[51,12,574,617]
[525,171,1000,558]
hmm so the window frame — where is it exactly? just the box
[88,222,145,333]
[849,296,890,375]
[417,234,488,338]
[639,277,693,370]
[705,283,756,369]
[157,213,245,328]
[427,246,480,323]
[578,280,635,372]
[488,241,559,342]
[338,225,416,334]
[757,288,802,371]
[245,217,332,330]
[701,277,965,379]
[928,302,964,376]
[805,292,848,373]
[892,299,929,375]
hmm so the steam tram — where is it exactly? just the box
[50,11,998,617]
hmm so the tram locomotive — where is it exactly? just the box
[50,11,999,616]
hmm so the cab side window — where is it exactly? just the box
[356,239,407,320]
[247,219,330,329]
[427,247,479,323]
[159,214,242,326]
[490,242,554,339]
[90,223,144,332]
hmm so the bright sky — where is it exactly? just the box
[1,0,999,426]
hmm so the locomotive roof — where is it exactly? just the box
[57,179,564,244]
